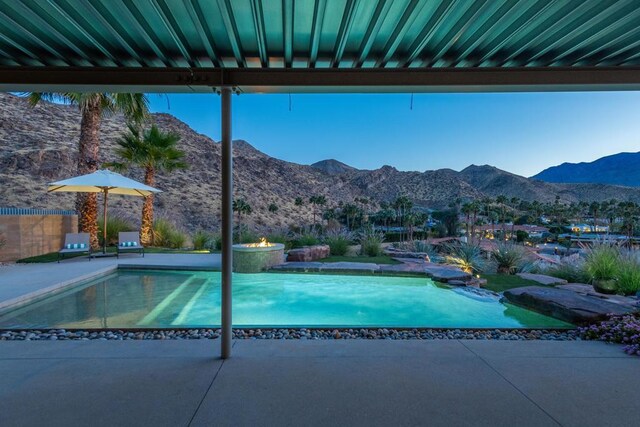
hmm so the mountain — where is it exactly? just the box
[461,164,640,203]
[532,152,640,187]
[3,92,640,233]
[310,159,357,175]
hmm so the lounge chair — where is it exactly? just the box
[58,233,91,263]
[117,231,144,257]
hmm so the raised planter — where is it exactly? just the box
[286,244,330,262]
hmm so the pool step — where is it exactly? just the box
[171,280,211,326]
[138,276,207,326]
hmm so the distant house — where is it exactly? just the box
[570,223,609,233]
[473,224,549,239]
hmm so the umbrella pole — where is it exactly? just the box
[103,189,108,254]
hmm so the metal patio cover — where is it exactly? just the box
[1,0,640,92]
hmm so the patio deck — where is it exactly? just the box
[0,254,221,310]
[0,339,638,427]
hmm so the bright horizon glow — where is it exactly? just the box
[148,92,640,177]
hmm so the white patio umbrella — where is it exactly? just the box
[48,169,162,254]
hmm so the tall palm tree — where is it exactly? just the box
[233,198,252,240]
[28,93,148,249]
[461,202,473,239]
[294,197,305,224]
[495,195,508,236]
[309,195,327,224]
[107,124,187,245]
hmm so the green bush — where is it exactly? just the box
[153,218,188,249]
[444,242,486,274]
[192,230,218,251]
[359,227,385,257]
[291,227,320,248]
[616,255,640,295]
[491,242,531,275]
[266,229,293,250]
[236,228,260,244]
[98,215,135,246]
[540,258,590,284]
[585,244,620,281]
[324,229,352,256]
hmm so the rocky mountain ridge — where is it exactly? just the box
[2,92,640,232]
[532,151,640,187]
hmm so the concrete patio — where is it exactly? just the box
[0,339,637,427]
[0,253,221,310]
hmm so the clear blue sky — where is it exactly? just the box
[148,91,640,177]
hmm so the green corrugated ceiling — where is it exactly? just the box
[0,0,639,92]
[1,0,639,69]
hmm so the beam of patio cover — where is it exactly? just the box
[220,87,232,359]
[1,67,640,93]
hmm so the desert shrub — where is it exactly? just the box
[324,229,352,256]
[444,242,486,274]
[359,227,385,257]
[98,215,135,246]
[266,229,293,250]
[291,227,320,248]
[233,227,264,243]
[392,240,438,260]
[491,242,531,274]
[580,313,640,356]
[538,256,590,284]
[616,254,640,295]
[585,244,620,282]
[192,230,218,251]
[153,218,188,249]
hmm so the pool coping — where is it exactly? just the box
[0,265,119,313]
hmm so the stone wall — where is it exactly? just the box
[0,214,78,262]
[286,245,330,262]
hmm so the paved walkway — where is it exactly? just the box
[0,254,221,310]
[0,340,637,427]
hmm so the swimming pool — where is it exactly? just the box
[0,270,572,329]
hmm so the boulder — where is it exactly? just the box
[516,273,567,286]
[424,265,472,283]
[503,286,637,324]
[286,245,330,262]
[556,284,639,309]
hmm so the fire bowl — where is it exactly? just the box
[232,242,285,273]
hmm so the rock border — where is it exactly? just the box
[0,328,578,341]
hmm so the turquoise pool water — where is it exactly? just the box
[0,270,572,329]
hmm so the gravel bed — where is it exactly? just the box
[0,328,579,341]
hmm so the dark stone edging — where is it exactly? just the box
[0,328,579,341]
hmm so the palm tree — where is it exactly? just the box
[309,195,327,224]
[461,202,473,238]
[589,201,600,233]
[294,197,305,224]
[107,124,187,245]
[342,203,360,231]
[233,198,252,240]
[495,195,508,236]
[28,93,148,249]
[268,203,279,214]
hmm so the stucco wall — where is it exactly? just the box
[0,215,78,262]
